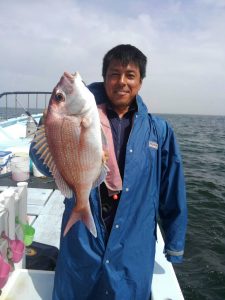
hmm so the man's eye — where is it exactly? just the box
[111,73,119,76]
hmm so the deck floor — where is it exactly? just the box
[30,189,64,248]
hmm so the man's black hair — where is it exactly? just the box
[102,44,147,80]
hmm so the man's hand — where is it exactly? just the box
[103,150,109,164]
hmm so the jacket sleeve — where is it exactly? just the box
[29,141,52,178]
[158,121,187,263]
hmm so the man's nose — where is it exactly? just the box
[118,74,126,85]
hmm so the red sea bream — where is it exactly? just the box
[33,72,108,238]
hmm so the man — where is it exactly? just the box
[30,44,187,300]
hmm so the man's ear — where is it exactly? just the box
[139,79,143,90]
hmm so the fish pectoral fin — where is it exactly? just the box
[92,162,109,188]
[33,126,73,198]
[63,205,97,238]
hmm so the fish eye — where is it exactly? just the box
[55,91,65,102]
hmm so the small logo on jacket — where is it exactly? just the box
[149,141,158,150]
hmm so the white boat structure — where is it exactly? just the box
[0,92,184,300]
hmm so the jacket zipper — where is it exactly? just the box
[125,112,137,156]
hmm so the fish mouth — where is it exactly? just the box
[64,71,84,85]
[64,72,75,81]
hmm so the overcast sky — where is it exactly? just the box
[0,0,225,115]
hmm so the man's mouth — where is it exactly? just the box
[115,90,129,96]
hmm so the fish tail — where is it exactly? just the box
[63,205,97,238]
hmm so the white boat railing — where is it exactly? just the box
[0,185,55,300]
[0,183,28,270]
[152,225,185,299]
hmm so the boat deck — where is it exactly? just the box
[0,174,57,190]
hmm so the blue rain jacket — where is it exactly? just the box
[30,82,187,300]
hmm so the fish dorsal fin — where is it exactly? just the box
[92,161,109,189]
[33,125,73,198]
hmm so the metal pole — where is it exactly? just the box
[6,94,8,120]
[15,93,17,117]
[28,94,30,111]
[36,94,38,110]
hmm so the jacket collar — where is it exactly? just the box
[88,82,148,116]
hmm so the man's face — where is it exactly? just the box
[104,60,142,109]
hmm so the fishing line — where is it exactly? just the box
[16,98,39,126]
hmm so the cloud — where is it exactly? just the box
[0,0,224,115]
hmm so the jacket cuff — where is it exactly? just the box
[164,248,184,263]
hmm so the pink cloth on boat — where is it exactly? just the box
[97,104,122,196]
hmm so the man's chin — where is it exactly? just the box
[111,101,129,109]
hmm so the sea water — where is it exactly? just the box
[161,114,225,300]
